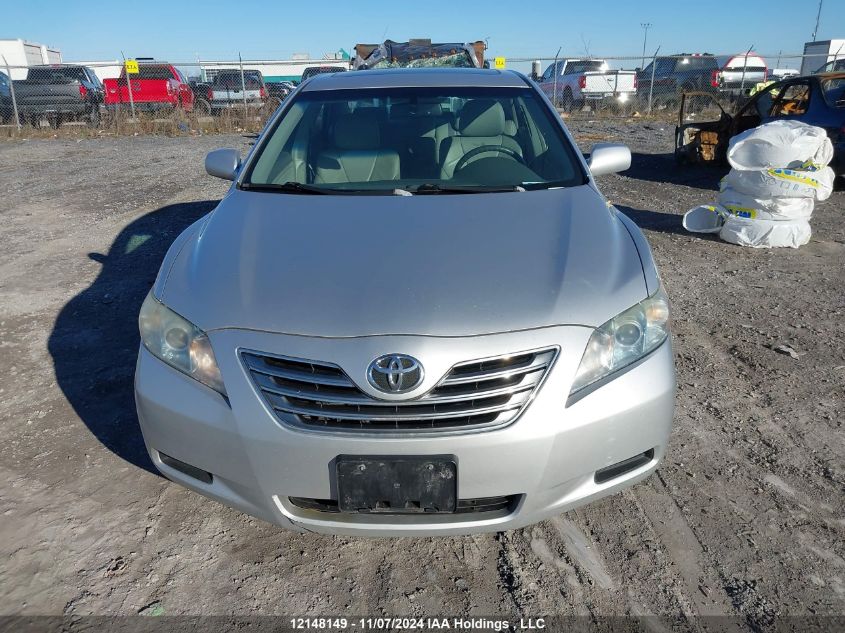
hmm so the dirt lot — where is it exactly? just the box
[0,121,843,631]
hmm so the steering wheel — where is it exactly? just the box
[453,145,525,174]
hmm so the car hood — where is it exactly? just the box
[160,186,647,337]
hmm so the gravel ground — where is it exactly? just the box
[0,121,843,631]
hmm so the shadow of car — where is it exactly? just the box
[48,200,218,473]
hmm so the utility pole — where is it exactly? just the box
[812,0,823,41]
[640,23,652,70]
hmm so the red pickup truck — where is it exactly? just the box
[103,63,194,112]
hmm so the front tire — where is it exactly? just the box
[561,88,574,112]
[87,106,101,128]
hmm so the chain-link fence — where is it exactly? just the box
[517,51,842,119]
[0,51,841,136]
[0,58,349,136]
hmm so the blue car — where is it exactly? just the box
[0,71,12,123]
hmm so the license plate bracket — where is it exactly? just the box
[336,456,457,514]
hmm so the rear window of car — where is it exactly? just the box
[821,78,845,108]
[816,59,845,74]
[214,71,263,89]
[676,56,718,70]
[26,67,87,83]
[301,67,346,81]
[134,65,175,80]
[566,61,605,74]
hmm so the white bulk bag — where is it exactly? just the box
[682,204,726,233]
[719,216,811,249]
[717,186,815,221]
[721,166,835,201]
[727,120,833,171]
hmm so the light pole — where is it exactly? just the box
[640,23,652,70]
[811,0,823,41]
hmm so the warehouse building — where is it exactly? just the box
[0,39,62,79]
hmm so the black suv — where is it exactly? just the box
[636,54,719,107]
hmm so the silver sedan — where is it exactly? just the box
[135,67,675,536]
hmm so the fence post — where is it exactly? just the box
[239,53,247,127]
[2,56,22,131]
[739,44,753,97]
[647,47,660,114]
[120,53,137,121]
[552,47,561,108]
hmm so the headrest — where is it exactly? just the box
[458,100,505,136]
[333,113,380,150]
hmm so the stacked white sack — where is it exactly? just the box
[721,167,834,202]
[684,120,834,248]
[726,119,833,171]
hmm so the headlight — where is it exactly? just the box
[570,287,670,395]
[139,292,226,396]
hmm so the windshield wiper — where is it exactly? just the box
[241,181,330,195]
[410,183,525,194]
[241,182,414,196]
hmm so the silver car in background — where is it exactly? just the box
[135,68,675,536]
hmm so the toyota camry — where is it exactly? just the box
[134,68,675,536]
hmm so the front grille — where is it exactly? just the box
[289,495,521,515]
[242,347,557,433]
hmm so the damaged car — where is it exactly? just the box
[675,72,845,176]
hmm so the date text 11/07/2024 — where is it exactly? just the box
[289,617,547,630]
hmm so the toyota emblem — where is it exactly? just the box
[367,354,424,394]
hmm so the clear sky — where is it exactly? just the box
[4,0,842,69]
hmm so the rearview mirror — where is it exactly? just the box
[205,148,241,181]
[588,143,631,177]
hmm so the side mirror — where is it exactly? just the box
[205,148,241,181]
[588,143,631,177]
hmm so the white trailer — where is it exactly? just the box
[800,39,845,76]
[0,39,62,79]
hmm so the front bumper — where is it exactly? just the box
[582,92,635,102]
[135,326,675,536]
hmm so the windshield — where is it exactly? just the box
[244,86,585,193]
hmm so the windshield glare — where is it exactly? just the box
[245,86,585,193]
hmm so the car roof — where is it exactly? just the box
[301,68,529,91]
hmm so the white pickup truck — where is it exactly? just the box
[537,58,637,111]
